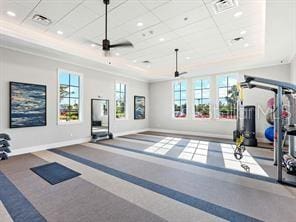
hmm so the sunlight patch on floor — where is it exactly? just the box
[178,140,209,164]
[145,137,269,177]
[220,144,269,177]
[144,137,181,155]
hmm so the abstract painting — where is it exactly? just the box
[134,96,145,120]
[10,82,47,128]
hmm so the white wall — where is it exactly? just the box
[0,47,149,151]
[291,56,296,84]
[149,64,291,141]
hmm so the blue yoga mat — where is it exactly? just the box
[31,162,81,185]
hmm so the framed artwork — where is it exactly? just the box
[134,96,145,120]
[10,82,47,128]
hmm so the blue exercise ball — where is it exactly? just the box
[265,127,274,142]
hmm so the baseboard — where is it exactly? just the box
[10,137,91,156]
[148,128,268,144]
[148,128,233,140]
[9,128,149,156]
[113,128,150,137]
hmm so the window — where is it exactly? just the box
[194,79,210,118]
[217,74,238,119]
[58,70,82,123]
[115,83,127,119]
[173,80,187,118]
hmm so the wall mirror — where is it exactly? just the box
[91,99,110,140]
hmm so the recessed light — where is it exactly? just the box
[244,43,249,48]
[7,11,16,17]
[91,44,96,47]
[133,60,137,63]
[234,11,243,18]
[57,30,63,35]
[186,57,191,60]
[115,52,120,56]
[240,30,247,35]
[159,38,165,42]
[137,22,144,27]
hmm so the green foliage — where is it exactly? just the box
[195,104,210,116]
[116,101,125,118]
[220,85,238,118]
[226,85,239,105]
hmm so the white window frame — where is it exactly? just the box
[172,79,188,120]
[57,69,83,125]
[115,81,128,120]
[215,73,238,120]
[192,77,211,120]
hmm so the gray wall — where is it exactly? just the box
[291,56,296,84]
[0,47,149,151]
[149,64,291,141]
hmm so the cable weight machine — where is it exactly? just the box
[240,75,296,186]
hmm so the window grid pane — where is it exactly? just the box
[218,75,237,119]
[194,79,210,118]
[116,83,126,119]
[174,81,187,118]
[59,72,81,122]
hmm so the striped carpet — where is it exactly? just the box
[1,132,296,222]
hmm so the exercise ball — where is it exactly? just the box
[267,98,275,109]
[265,127,274,142]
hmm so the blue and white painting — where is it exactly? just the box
[134,96,145,120]
[10,82,46,128]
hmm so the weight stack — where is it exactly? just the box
[0,133,11,161]
[243,106,258,146]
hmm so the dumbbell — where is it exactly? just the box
[0,134,10,141]
[0,140,11,153]
[0,152,8,160]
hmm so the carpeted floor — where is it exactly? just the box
[1,131,296,222]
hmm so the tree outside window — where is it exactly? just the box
[59,70,81,122]
[194,79,210,118]
[217,75,238,119]
[115,83,126,119]
[174,80,187,118]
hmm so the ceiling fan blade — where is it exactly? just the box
[179,72,188,75]
[85,40,102,47]
[110,41,134,48]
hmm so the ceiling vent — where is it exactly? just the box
[32,14,52,26]
[212,0,238,14]
[230,36,244,44]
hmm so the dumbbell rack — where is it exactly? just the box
[0,134,11,160]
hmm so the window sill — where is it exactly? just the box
[115,118,129,121]
[172,117,188,120]
[193,117,211,120]
[58,120,83,125]
[215,118,236,122]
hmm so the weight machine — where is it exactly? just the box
[242,75,296,186]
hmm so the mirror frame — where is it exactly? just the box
[91,99,110,137]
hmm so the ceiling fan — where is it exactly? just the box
[174,49,187,78]
[90,0,134,56]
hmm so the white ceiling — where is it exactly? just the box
[0,0,295,81]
